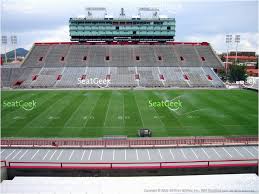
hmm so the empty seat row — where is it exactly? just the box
[1,66,224,88]
[21,44,223,68]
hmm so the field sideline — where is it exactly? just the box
[1,89,258,138]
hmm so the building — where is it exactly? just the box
[219,51,258,76]
[69,8,175,42]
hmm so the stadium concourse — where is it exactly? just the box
[1,42,225,89]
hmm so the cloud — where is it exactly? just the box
[2,25,70,52]
[1,0,258,54]
[183,32,259,54]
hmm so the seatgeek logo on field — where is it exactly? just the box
[78,77,111,88]
[149,99,183,111]
[2,100,37,111]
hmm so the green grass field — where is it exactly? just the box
[1,89,258,138]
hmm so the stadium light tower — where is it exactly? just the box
[11,35,17,61]
[85,7,107,18]
[225,34,232,73]
[1,35,8,64]
[120,8,126,18]
[235,35,240,64]
[138,7,159,18]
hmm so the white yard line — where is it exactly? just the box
[100,150,104,161]
[11,150,22,160]
[233,147,244,158]
[63,97,87,127]
[158,149,163,159]
[5,150,16,160]
[191,148,198,159]
[49,150,57,160]
[202,148,210,159]
[1,150,5,154]
[18,150,28,160]
[243,147,255,157]
[113,150,115,161]
[169,149,174,159]
[69,150,74,161]
[136,149,139,160]
[81,150,86,161]
[82,96,101,128]
[103,93,112,126]
[147,149,151,160]
[42,150,50,160]
[31,150,39,160]
[222,147,232,158]
[133,93,145,127]
[124,149,127,161]
[56,150,64,160]
[181,149,187,159]
[88,150,92,160]
[212,148,221,158]
[122,92,125,126]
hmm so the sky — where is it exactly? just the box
[1,0,258,54]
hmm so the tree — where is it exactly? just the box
[227,65,248,83]
[220,55,225,62]
[218,69,227,82]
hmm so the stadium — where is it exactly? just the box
[0,6,258,194]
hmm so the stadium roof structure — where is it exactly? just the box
[69,8,176,42]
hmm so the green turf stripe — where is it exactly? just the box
[47,92,85,128]
[62,92,103,137]
[84,91,112,128]
[1,90,257,138]
[149,91,183,128]
[124,91,143,128]
[33,92,87,137]
[103,91,124,128]
[1,92,65,137]
[163,91,220,136]
[1,91,50,119]
[64,92,102,128]
[134,91,165,128]
[192,91,257,135]
[1,91,29,100]
[18,93,69,128]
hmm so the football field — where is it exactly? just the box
[1,89,258,138]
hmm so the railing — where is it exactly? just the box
[34,42,209,46]
[1,136,258,148]
[2,159,258,169]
